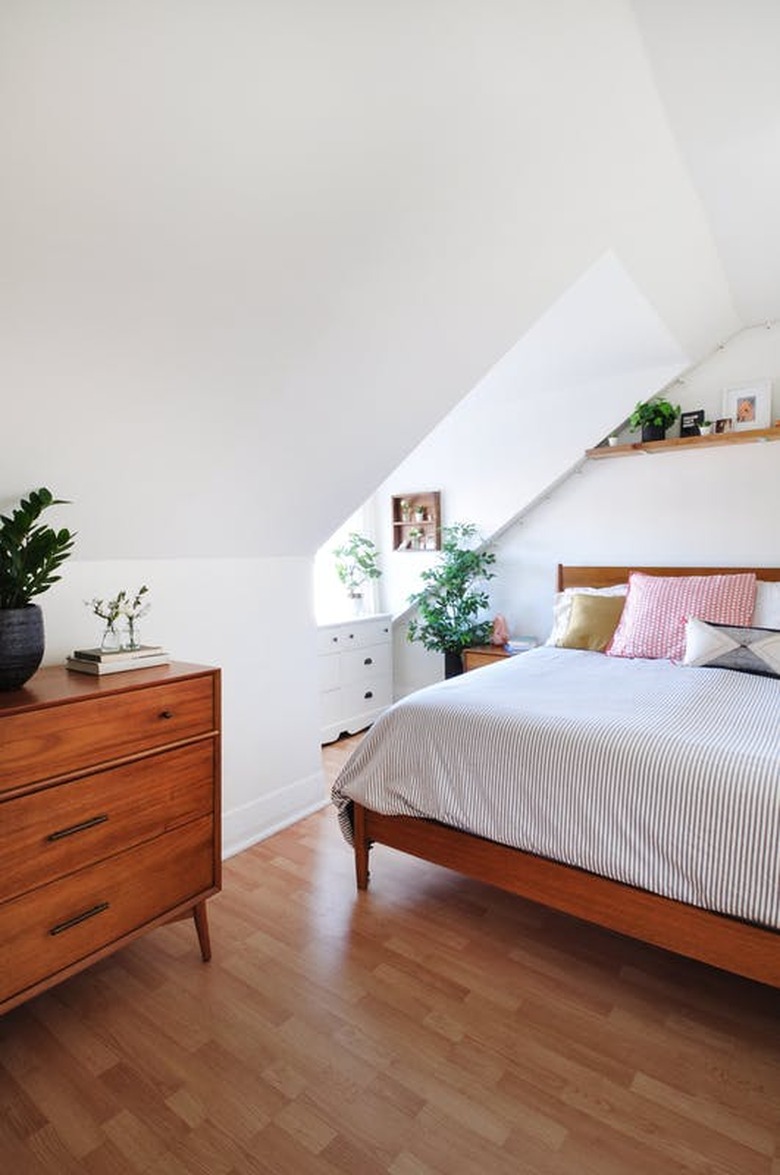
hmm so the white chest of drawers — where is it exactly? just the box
[317,614,393,744]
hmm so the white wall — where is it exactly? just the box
[391,323,780,694]
[40,556,324,859]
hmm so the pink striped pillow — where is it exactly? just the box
[606,572,757,661]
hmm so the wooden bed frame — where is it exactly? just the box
[352,565,780,988]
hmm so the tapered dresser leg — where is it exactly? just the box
[193,901,212,961]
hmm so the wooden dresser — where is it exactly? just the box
[0,661,221,1014]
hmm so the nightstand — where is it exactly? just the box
[462,645,511,672]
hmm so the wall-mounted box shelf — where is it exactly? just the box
[392,491,441,551]
[586,425,780,460]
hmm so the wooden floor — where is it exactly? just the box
[1,734,778,1174]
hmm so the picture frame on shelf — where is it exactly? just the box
[714,417,732,434]
[722,380,772,431]
[680,409,704,437]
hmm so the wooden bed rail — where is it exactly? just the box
[353,803,780,988]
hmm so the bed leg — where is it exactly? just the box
[353,802,371,890]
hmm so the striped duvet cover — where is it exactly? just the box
[332,647,780,929]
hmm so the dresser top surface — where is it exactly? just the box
[0,662,218,715]
[317,613,392,631]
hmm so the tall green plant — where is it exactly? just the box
[407,522,496,655]
[0,488,75,609]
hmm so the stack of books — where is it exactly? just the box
[65,644,170,675]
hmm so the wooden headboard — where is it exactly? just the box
[558,565,780,590]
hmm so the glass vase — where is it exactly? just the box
[122,618,141,651]
[100,623,122,652]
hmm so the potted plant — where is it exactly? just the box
[407,522,496,677]
[333,532,381,614]
[699,419,713,436]
[0,487,75,689]
[628,396,681,442]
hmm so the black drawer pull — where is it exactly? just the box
[363,656,373,665]
[160,710,174,720]
[47,814,108,842]
[364,690,373,700]
[49,902,110,937]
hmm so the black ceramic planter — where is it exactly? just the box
[641,423,666,443]
[0,604,45,690]
[444,650,464,678]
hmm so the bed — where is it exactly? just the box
[331,565,780,988]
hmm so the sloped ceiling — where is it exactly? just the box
[632,0,780,325]
[0,2,745,559]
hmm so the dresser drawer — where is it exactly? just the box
[0,815,215,1005]
[0,676,215,792]
[342,678,393,715]
[341,643,391,684]
[334,619,391,651]
[0,741,215,904]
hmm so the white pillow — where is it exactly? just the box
[752,581,780,629]
[546,584,627,646]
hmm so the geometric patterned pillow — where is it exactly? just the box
[682,618,780,678]
[606,571,757,661]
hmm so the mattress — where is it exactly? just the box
[332,647,780,929]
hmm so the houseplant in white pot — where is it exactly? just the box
[407,522,496,677]
[0,487,75,689]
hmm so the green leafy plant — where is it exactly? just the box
[628,397,681,433]
[333,533,381,597]
[407,522,496,656]
[0,488,75,609]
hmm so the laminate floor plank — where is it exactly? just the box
[0,734,777,1173]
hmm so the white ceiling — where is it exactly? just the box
[632,0,780,325]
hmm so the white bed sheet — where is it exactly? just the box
[332,647,780,929]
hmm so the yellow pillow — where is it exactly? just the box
[559,593,625,651]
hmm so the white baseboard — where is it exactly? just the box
[222,769,330,859]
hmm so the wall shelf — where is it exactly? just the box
[392,491,441,551]
[586,425,780,460]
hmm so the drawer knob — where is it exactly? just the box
[363,656,373,666]
[48,814,108,842]
[364,690,373,700]
[159,710,174,720]
[49,901,110,937]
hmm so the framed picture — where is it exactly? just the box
[680,409,704,437]
[722,381,772,431]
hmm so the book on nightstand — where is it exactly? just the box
[65,652,170,675]
[504,636,538,654]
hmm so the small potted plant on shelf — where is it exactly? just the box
[407,522,496,677]
[698,419,713,436]
[628,396,681,443]
[333,532,381,615]
[0,487,75,690]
